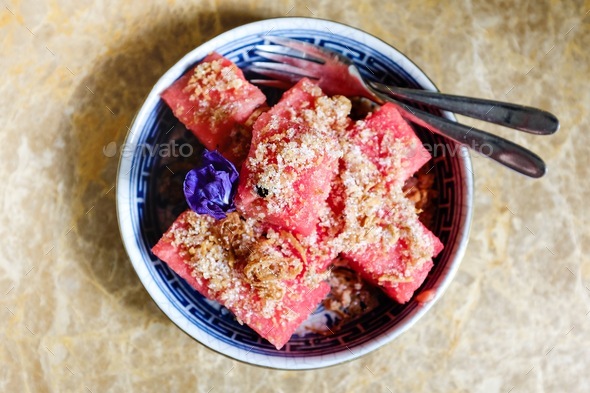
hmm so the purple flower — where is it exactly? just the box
[184,150,239,220]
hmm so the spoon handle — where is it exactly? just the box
[381,96,547,178]
[369,81,559,135]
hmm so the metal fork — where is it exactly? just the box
[249,36,560,178]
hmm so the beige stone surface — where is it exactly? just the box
[1,0,589,391]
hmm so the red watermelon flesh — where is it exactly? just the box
[335,108,443,304]
[160,53,266,163]
[217,106,269,167]
[344,220,443,304]
[349,102,431,187]
[235,78,351,236]
[300,170,348,271]
[151,210,329,349]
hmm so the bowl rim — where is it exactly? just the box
[116,16,474,370]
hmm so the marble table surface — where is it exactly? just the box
[1,1,589,392]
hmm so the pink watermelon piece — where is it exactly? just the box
[349,102,431,186]
[235,78,350,235]
[217,106,268,167]
[151,210,329,349]
[161,52,266,163]
[344,222,443,304]
[302,173,348,271]
[336,105,443,304]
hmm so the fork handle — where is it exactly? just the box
[369,82,559,135]
[379,96,546,178]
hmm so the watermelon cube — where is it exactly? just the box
[299,171,349,271]
[343,216,443,304]
[151,210,329,349]
[161,52,266,163]
[348,102,431,186]
[335,108,443,304]
[235,78,351,235]
[217,106,268,167]
[297,203,344,272]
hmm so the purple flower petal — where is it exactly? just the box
[183,150,239,220]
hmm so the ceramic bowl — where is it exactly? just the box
[116,17,473,369]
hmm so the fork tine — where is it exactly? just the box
[248,64,316,85]
[264,36,347,63]
[250,61,310,76]
[249,79,293,89]
[256,44,324,63]
[254,51,324,78]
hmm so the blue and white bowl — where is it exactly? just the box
[116,17,473,370]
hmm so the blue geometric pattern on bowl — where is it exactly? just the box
[119,20,472,369]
